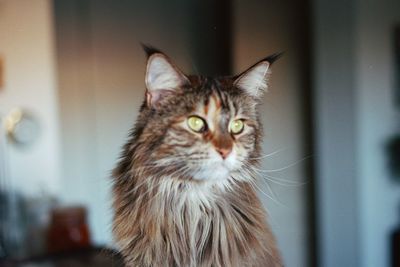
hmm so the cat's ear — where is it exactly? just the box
[233,53,282,99]
[144,48,189,107]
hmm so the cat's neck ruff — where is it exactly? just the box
[156,175,235,208]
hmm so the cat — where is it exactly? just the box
[112,45,283,267]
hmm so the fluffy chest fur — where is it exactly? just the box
[113,175,281,267]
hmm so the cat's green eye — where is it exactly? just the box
[230,119,245,134]
[187,116,206,132]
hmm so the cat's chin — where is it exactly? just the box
[191,164,231,182]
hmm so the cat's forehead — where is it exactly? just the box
[194,79,232,109]
[197,91,226,114]
[182,76,256,121]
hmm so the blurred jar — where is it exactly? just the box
[47,206,91,253]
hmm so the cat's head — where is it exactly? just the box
[133,45,280,184]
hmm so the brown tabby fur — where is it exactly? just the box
[112,48,283,267]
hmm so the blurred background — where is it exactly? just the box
[0,0,399,266]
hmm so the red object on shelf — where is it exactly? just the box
[47,206,91,253]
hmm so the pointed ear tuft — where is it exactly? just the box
[145,52,189,107]
[234,61,270,98]
[234,53,282,98]
[141,43,163,57]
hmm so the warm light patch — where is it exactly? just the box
[0,56,4,89]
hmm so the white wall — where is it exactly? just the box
[0,0,61,196]
[314,0,400,266]
[233,1,311,267]
[312,0,360,266]
[356,0,400,266]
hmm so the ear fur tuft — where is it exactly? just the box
[234,52,283,98]
[144,46,189,106]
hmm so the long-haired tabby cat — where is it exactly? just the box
[112,45,283,267]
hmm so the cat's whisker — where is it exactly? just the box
[236,168,283,206]
[248,155,312,173]
[240,164,303,189]
[247,148,287,160]
[246,178,284,207]
[259,178,288,208]
[260,176,308,187]
[250,167,308,186]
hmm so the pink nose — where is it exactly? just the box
[216,147,232,159]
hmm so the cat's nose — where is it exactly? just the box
[216,147,232,159]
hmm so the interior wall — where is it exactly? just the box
[0,0,61,196]
[312,0,360,266]
[55,0,198,245]
[314,0,400,266]
[233,1,312,267]
[356,0,400,266]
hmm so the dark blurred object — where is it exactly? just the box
[24,193,58,257]
[0,191,28,260]
[387,135,400,180]
[391,205,400,267]
[0,247,124,267]
[0,191,58,260]
[395,25,400,108]
[47,207,91,253]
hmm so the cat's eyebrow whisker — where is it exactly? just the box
[187,53,200,75]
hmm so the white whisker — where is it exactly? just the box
[251,155,312,173]
[247,148,287,160]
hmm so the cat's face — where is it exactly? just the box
[156,84,259,182]
[135,47,278,184]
